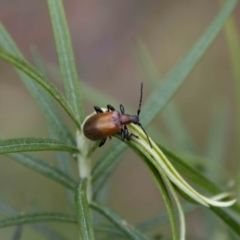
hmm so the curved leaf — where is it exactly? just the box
[129,123,235,207]
[157,143,221,194]
[0,47,80,129]
[0,138,79,154]
[47,0,84,125]
[75,179,95,240]
[0,213,77,228]
[158,142,240,211]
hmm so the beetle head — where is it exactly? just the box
[131,115,139,124]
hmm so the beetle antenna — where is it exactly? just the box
[137,82,143,116]
[137,122,152,148]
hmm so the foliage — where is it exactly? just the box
[0,0,239,239]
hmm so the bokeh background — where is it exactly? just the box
[0,0,240,239]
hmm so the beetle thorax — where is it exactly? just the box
[119,114,139,125]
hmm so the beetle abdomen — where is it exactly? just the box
[83,111,121,141]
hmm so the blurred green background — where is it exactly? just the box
[0,1,240,239]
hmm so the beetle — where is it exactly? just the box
[83,83,152,148]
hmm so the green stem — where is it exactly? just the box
[76,130,92,201]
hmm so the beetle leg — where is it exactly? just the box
[129,133,139,139]
[109,136,112,140]
[124,126,138,141]
[123,125,129,140]
[120,104,125,114]
[107,104,115,112]
[94,106,103,114]
[99,138,107,147]
[121,128,125,141]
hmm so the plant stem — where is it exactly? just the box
[76,130,92,201]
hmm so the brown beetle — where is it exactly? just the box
[83,83,152,147]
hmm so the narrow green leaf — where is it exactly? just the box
[0,213,77,228]
[0,23,75,145]
[90,202,151,240]
[32,50,75,145]
[154,141,239,210]
[128,143,178,240]
[1,45,76,222]
[141,0,238,126]
[162,176,185,240]
[0,47,80,129]
[31,52,76,207]
[157,143,220,194]
[75,179,95,240]
[210,207,240,236]
[121,131,189,239]
[6,152,76,189]
[0,138,79,154]
[91,0,238,191]
[47,0,84,125]
[0,201,68,240]
[144,169,179,239]
[31,48,76,204]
